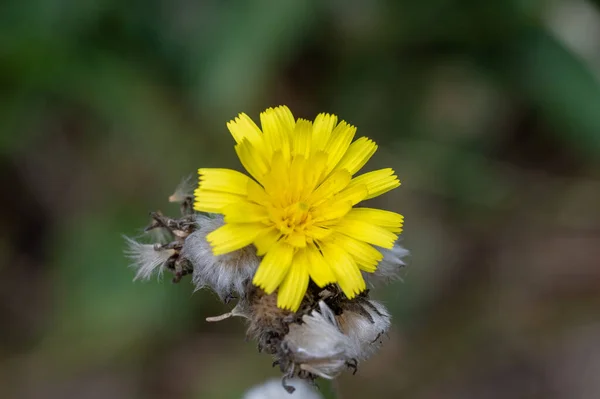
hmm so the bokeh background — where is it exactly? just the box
[2,1,600,398]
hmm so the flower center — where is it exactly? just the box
[271,202,315,246]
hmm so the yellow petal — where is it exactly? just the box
[347,168,400,200]
[333,183,368,206]
[312,113,338,153]
[323,121,356,174]
[335,137,378,175]
[289,155,307,203]
[287,231,307,248]
[345,208,404,233]
[333,218,398,249]
[260,106,293,163]
[262,151,289,206]
[235,139,269,184]
[206,223,262,255]
[222,201,269,223]
[277,256,309,311]
[307,169,351,206]
[304,246,336,287]
[198,168,250,195]
[320,241,366,298]
[275,105,296,131]
[252,241,294,293]
[311,199,352,223]
[305,225,333,241]
[227,112,264,149]
[254,226,281,255]
[193,188,245,213]
[246,179,271,207]
[331,233,383,272]
[303,151,328,194]
[292,119,312,158]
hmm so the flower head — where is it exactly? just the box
[194,106,403,310]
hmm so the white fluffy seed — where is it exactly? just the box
[181,214,260,300]
[284,301,352,379]
[337,300,391,361]
[124,236,175,281]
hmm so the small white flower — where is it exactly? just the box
[181,214,260,300]
[337,300,391,361]
[242,378,323,399]
[124,236,175,280]
[283,301,353,379]
[365,240,410,285]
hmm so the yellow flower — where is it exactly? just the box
[194,106,403,311]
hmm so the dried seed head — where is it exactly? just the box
[124,236,176,280]
[245,287,293,352]
[366,241,410,285]
[181,214,260,300]
[282,301,353,380]
[242,378,323,399]
[337,300,391,361]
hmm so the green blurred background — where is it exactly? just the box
[2,0,600,398]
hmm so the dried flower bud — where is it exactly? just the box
[337,300,391,361]
[243,378,323,399]
[181,214,260,300]
[282,301,353,380]
[365,241,409,285]
[124,236,176,280]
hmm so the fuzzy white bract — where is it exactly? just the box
[242,378,323,399]
[181,214,260,299]
[284,301,352,379]
[124,236,175,280]
[338,300,391,360]
[365,241,409,285]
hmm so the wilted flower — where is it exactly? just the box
[194,106,403,310]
